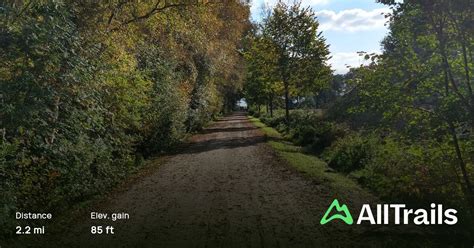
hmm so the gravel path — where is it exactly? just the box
[55,113,375,247]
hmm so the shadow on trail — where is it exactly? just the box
[199,126,259,134]
[213,112,248,121]
[182,136,266,154]
[178,112,267,154]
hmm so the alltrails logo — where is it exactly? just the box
[320,199,458,225]
[320,199,353,225]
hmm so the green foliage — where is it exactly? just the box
[360,138,464,205]
[345,0,474,210]
[259,110,346,153]
[288,114,345,153]
[0,0,250,237]
[250,0,474,239]
[322,133,377,173]
[244,1,332,120]
[263,1,332,94]
[243,36,281,108]
[250,117,375,201]
[260,114,286,128]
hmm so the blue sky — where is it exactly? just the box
[250,0,391,74]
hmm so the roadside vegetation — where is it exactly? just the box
[0,0,250,237]
[249,116,373,201]
[244,0,474,241]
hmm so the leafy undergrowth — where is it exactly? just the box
[248,117,372,200]
[249,115,474,247]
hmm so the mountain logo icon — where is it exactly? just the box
[320,199,353,225]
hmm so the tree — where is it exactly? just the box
[244,34,281,116]
[351,0,474,206]
[0,0,251,237]
[263,1,331,121]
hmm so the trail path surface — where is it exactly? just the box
[55,112,378,247]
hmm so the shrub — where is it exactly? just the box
[322,132,377,173]
[249,109,261,118]
[288,109,322,128]
[309,122,347,153]
[258,110,347,153]
[360,138,464,205]
[260,115,286,127]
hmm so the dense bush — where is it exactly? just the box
[256,109,468,211]
[260,114,285,128]
[291,121,346,153]
[322,133,377,173]
[259,110,346,153]
[360,138,464,204]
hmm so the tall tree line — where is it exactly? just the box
[244,1,332,120]
[0,0,250,235]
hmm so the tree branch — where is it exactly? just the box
[109,0,226,32]
[106,0,129,28]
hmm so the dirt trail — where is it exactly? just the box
[53,112,376,247]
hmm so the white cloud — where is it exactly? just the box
[252,0,329,12]
[317,8,390,32]
[329,52,377,74]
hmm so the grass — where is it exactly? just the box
[248,116,281,138]
[249,116,372,199]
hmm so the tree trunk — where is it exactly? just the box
[448,121,474,202]
[461,42,472,98]
[437,28,472,113]
[284,82,290,123]
[269,95,274,118]
[437,28,474,204]
[460,41,474,128]
[47,95,60,145]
